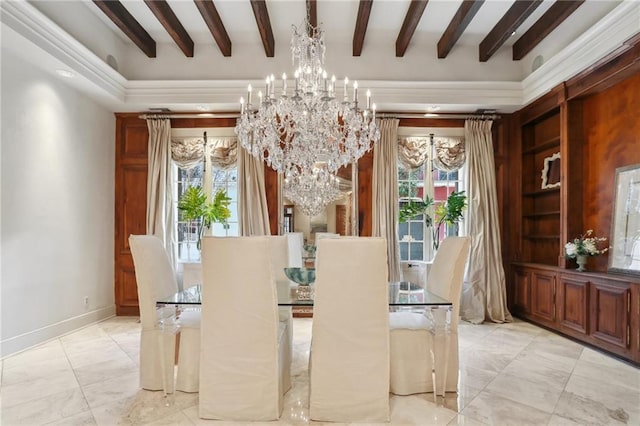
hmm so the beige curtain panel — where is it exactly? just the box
[461,119,512,324]
[398,137,430,170]
[238,146,271,236]
[373,118,402,283]
[434,136,465,171]
[146,118,176,268]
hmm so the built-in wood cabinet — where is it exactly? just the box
[557,274,589,336]
[505,39,640,364]
[530,269,556,325]
[512,264,639,363]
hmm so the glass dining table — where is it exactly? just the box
[156,281,452,400]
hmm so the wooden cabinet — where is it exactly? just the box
[512,266,531,315]
[512,263,639,364]
[530,269,556,324]
[557,274,589,336]
[589,279,630,351]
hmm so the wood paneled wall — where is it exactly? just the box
[582,73,640,270]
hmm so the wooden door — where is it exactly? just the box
[531,269,556,324]
[114,115,149,315]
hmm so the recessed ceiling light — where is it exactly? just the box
[511,31,517,37]
[56,69,74,78]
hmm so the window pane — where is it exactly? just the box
[409,242,423,261]
[399,221,408,238]
[400,242,408,261]
[409,221,424,240]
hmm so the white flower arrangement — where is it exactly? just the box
[565,230,609,258]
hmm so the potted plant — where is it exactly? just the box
[178,186,232,250]
[399,190,467,251]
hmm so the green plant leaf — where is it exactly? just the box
[178,186,207,221]
[399,196,434,224]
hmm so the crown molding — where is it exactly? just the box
[522,1,640,105]
[0,0,127,102]
[3,0,635,112]
[125,79,523,111]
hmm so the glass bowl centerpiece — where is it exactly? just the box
[284,267,316,286]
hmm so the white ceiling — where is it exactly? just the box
[2,0,638,114]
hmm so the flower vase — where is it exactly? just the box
[576,255,588,272]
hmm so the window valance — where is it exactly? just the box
[209,137,237,170]
[171,136,238,170]
[398,137,430,170]
[433,136,465,171]
[171,137,205,169]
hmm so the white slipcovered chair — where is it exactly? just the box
[285,232,304,268]
[268,235,293,393]
[309,237,390,422]
[199,236,288,420]
[128,235,200,393]
[389,236,471,395]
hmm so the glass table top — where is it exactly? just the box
[156,281,451,307]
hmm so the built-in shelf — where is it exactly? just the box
[522,136,561,154]
[524,234,560,240]
[523,187,561,196]
[523,211,561,217]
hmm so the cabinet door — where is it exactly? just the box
[531,270,556,323]
[558,275,589,335]
[590,280,630,350]
[512,267,531,315]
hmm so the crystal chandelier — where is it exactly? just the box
[234,18,379,215]
[284,162,341,217]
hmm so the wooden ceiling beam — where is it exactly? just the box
[194,0,232,57]
[479,0,542,62]
[437,0,484,59]
[513,0,584,60]
[306,0,317,29]
[250,0,275,57]
[93,0,156,58]
[396,0,429,57]
[353,0,373,56]
[144,0,194,57]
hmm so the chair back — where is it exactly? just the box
[286,232,304,267]
[199,236,281,420]
[268,235,289,283]
[309,237,390,422]
[429,236,471,328]
[128,235,177,329]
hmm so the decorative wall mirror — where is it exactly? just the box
[541,152,561,189]
[278,163,358,243]
[608,163,640,275]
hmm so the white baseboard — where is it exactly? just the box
[1,305,116,359]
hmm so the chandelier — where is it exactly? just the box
[284,162,341,217]
[234,18,379,215]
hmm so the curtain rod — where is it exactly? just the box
[139,113,240,119]
[139,112,500,120]
[378,113,501,120]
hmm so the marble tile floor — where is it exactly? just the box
[1,317,638,426]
